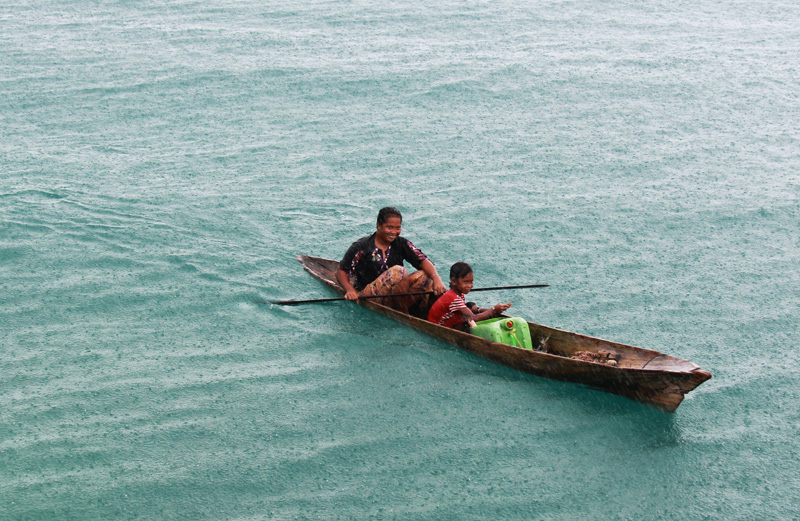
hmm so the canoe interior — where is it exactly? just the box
[295,255,712,412]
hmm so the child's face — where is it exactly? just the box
[451,272,474,295]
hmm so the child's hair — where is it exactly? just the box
[449,262,473,281]
[377,207,402,225]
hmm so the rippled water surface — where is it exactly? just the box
[2,1,799,519]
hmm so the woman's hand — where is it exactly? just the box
[420,260,447,296]
[432,276,447,296]
[336,268,360,302]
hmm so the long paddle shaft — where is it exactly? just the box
[264,283,549,306]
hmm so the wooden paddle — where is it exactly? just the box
[261,284,549,306]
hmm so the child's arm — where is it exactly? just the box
[458,302,512,323]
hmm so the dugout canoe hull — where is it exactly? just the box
[296,255,712,412]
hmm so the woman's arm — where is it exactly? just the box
[420,259,447,295]
[336,268,360,301]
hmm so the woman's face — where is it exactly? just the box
[376,216,402,243]
[451,272,474,295]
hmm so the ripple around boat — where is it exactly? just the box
[297,255,712,412]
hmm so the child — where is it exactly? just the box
[427,262,512,331]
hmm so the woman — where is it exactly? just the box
[336,207,447,314]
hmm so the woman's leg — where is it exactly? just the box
[360,266,436,314]
[360,266,408,308]
[391,270,434,316]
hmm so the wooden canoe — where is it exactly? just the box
[297,255,712,412]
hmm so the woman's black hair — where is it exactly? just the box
[377,207,403,225]
[449,262,473,281]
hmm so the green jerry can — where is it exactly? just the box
[470,317,534,350]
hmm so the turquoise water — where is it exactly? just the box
[2,0,799,519]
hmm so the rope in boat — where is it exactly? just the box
[509,330,524,349]
[641,354,665,369]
